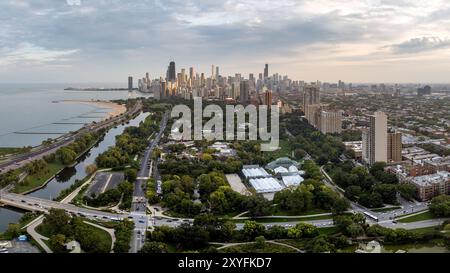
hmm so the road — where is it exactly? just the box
[0,101,142,174]
[0,192,128,221]
[129,110,169,253]
[319,164,430,225]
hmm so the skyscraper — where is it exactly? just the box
[388,130,402,163]
[303,84,320,109]
[303,84,321,125]
[239,80,249,104]
[168,61,176,82]
[363,111,388,165]
[264,64,268,79]
[264,90,272,108]
[128,76,133,91]
[211,64,215,79]
[216,66,219,79]
[319,111,342,134]
[189,67,194,80]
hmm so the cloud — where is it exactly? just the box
[0,42,78,66]
[1,0,450,82]
[390,37,450,54]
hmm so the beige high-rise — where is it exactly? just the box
[388,131,402,162]
[363,111,388,165]
[319,111,343,134]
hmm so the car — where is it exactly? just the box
[138,220,145,224]
[21,200,26,203]
[137,230,141,234]
[392,220,397,224]
[128,216,134,219]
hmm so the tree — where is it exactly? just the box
[5,223,21,239]
[85,164,98,176]
[287,227,303,239]
[124,168,138,182]
[346,223,364,238]
[254,236,266,248]
[332,198,350,214]
[429,195,450,217]
[56,147,77,165]
[139,242,168,253]
[43,209,71,235]
[49,234,67,253]
[398,183,417,201]
[245,195,272,217]
[307,236,334,253]
[374,184,398,205]
[242,221,265,241]
[296,223,319,238]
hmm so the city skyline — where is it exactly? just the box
[1,1,450,83]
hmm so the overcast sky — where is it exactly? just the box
[1,0,450,83]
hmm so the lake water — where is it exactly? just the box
[0,83,151,232]
[0,83,147,147]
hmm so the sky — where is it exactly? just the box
[1,0,450,84]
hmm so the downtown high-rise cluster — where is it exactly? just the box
[129,61,304,109]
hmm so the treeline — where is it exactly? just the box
[429,195,450,217]
[283,113,345,164]
[420,143,450,157]
[325,161,411,208]
[274,180,349,215]
[45,132,101,165]
[41,209,111,253]
[159,171,271,217]
[112,219,135,253]
[158,158,243,177]
[96,115,159,168]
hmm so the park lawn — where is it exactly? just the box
[266,139,292,158]
[408,226,441,234]
[13,162,65,193]
[271,206,331,217]
[231,214,334,224]
[398,211,435,223]
[83,222,112,252]
[36,220,112,253]
[318,226,339,235]
[219,242,297,253]
[371,206,402,212]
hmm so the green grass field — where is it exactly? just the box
[219,242,298,253]
[231,214,334,224]
[270,207,331,217]
[13,162,65,193]
[397,211,435,223]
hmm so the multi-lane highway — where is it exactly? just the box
[0,101,142,174]
[0,191,128,221]
[129,110,169,253]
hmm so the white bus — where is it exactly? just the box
[363,211,378,222]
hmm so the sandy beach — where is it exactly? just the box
[61,100,127,120]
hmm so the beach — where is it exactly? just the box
[61,100,127,121]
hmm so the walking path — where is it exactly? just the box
[25,215,52,253]
[214,240,303,253]
[83,221,116,253]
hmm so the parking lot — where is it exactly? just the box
[84,172,125,197]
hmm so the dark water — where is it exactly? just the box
[0,112,150,232]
